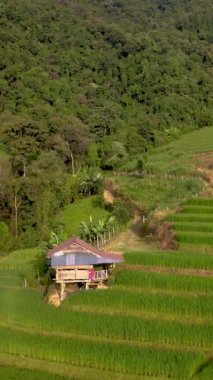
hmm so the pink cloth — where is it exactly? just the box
[89,269,95,281]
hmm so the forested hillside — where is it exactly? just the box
[0,0,212,246]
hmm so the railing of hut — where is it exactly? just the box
[56,269,111,282]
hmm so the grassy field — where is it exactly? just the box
[152,127,213,155]
[0,248,42,270]
[142,127,213,176]
[0,200,212,379]
[56,196,110,236]
[0,148,9,158]
[116,176,203,209]
[0,126,212,379]
[115,127,213,210]
[119,127,213,175]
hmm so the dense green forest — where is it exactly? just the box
[0,0,212,247]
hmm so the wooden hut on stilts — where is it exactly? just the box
[46,237,124,299]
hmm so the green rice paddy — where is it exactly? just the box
[1,203,212,379]
[114,270,213,294]
[182,206,213,214]
[176,231,213,246]
[124,250,213,269]
[187,198,213,206]
[174,222,213,233]
[169,213,213,223]
[1,126,213,379]
[0,325,206,378]
[169,199,213,248]
[0,365,70,380]
[0,289,212,349]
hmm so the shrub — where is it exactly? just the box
[0,222,14,255]
[167,179,203,202]
[111,199,133,224]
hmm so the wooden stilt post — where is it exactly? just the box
[60,282,65,300]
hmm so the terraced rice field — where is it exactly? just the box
[0,365,70,380]
[0,197,213,379]
[169,198,213,250]
[124,250,213,270]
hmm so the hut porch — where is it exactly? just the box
[55,265,111,283]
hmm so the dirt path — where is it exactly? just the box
[103,189,115,204]
[104,193,155,252]
[105,227,153,253]
[103,183,154,253]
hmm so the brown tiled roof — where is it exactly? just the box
[46,236,124,262]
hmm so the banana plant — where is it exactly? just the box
[45,225,68,250]
[80,215,116,242]
[80,171,103,196]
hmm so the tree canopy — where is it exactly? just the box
[0,0,212,149]
[0,0,212,245]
